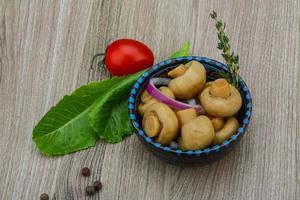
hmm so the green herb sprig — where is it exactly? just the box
[210,11,240,88]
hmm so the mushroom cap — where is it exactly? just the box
[210,117,224,131]
[203,81,213,91]
[140,90,152,103]
[200,83,242,117]
[169,61,206,99]
[138,87,175,115]
[214,116,239,144]
[138,99,157,115]
[159,86,175,99]
[179,115,215,150]
[198,81,213,97]
[143,102,179,145]
[143,115,161,137]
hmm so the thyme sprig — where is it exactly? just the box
[210,11,240,88]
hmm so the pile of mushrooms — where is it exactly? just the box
[139,61,242,150]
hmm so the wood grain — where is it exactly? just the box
[0,0,299,199]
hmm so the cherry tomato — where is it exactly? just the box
[104,39,154,76]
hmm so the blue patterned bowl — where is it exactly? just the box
[128,56,252,166]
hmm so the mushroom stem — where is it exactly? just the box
[176,108,197,127]
[167,64,188,78]
[210,78,230,98]
[143,114,161,137]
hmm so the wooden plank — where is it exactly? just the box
[0,0,299,199]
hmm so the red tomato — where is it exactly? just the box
[104,39,154,76]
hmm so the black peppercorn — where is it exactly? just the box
[94,181,102,191]
[40,193,49,200]
[81,167,91,177]
[85,186,96,195]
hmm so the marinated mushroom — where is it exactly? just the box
[159,86,175,99]
[140,90,152,103]
[214,116,239,144]
[169,61,206,99]
[138,90,157,115]
[210,117,224,131]
[138,87,175,115]
[167,64,188,78]
[204,81,213,89]
[176,108,197,127]
[179,115,215,150]
[138,98,157,115]
[199,81,212,95]
[143,102,179,145]
[200,78,242,117]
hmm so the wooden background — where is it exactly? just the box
[0,0,299,199]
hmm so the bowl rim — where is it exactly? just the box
[128,56,252,156]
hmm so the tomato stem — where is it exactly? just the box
[90,53,105,70]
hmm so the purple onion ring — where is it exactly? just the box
[146,78,204,113]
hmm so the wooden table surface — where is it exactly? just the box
[1,0,299,199]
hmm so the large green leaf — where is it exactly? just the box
[32,77,126,156]
[88,71,143,143]
[32,41,191,156]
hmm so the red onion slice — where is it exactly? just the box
[146,78,204,113]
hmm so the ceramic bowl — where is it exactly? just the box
[128,56,252,166]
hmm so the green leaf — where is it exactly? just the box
[169,42,191,58]
[210,11,217,19]
[216,21,222,30]
[89,42,192,144]
[217,42,223,50]
[218,71,229,80]
[33,41,192,156]
[234,55,239,63]
[210,10,240,88]
[88,71,144,143]
[32,77,126,156]
[224,35,229,43]
[218,32,224,42]
[222,53,228,60]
